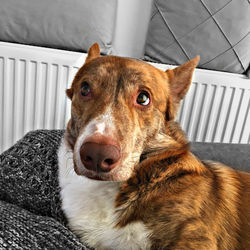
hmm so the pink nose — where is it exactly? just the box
[80,138,121,173]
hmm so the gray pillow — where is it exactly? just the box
[145,0,250,74]
[0,0,116,54]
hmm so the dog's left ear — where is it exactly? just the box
[166,56,200,119]
[85,43,101,64]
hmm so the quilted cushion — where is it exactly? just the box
[145,0,250,74]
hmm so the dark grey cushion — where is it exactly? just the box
[191,142,250,172]
[145,0,250,75]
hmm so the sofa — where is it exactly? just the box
[0,130,249,249]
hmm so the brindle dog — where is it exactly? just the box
[58,43,250,250]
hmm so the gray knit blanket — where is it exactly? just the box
[0,130,249,250]
[0,130,89,250]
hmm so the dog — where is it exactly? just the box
[58,43,250,250]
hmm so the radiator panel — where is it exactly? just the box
[180,84,250,144]
[0,42,249,153]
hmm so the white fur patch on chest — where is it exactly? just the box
[58,138,151,250]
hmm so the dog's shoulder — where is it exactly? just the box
[204,160,250,248]
[202,160,242,192]
[116,156,247,249]
[202,160,249,210]
[237,170,250,248]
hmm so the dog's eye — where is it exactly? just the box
[136,92,150,106]
[81,82,91,96]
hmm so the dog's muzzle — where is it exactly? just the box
[80,136,121,173]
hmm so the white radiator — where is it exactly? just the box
[0,42,250,153]
[0,42,86,153]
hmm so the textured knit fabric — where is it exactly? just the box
[0,130,89,249]
[0,200,87,250]
[0,130,65,223]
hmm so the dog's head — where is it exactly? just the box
[65,43,199,181]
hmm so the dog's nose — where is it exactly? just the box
[80,141,121,172]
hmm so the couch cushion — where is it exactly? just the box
[0,0,117,54]
[145,0,250,74]
[191,142,250,172]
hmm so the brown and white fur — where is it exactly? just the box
[58,43,250,250]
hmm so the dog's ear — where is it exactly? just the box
[66,88,73,100]
[85,43,101,64]
[166,56,200,119]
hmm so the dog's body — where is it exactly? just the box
[58,43,250,249]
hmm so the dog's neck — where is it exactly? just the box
[115,123,206,227]
[139,121,199,172]
[140,120,207,182]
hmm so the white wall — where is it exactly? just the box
[112,0,153,58]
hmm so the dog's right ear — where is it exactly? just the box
[84,43,101,64]
[166,56,200,119]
